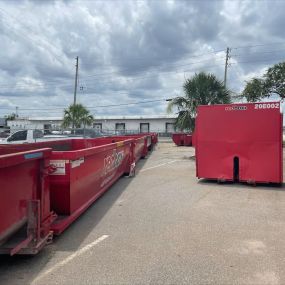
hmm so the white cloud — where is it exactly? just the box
[0,0,284,118]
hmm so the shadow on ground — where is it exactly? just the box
[198,178,285,191]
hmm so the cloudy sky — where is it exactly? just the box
[0,0,284,118]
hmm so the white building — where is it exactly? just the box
[92,115,176,133]
[7,115,177,134]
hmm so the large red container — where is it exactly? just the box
[172,133,185,146]
[149,133,158,145]
[112,134,152,159]
[0,134,158,251]
[195,102,283,184]
[0,138,135,234]
[49,138,134,234]
[172,133,192,146]
[0,148,54,255]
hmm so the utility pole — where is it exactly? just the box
[15,106,18,117]
[72,56,79,131]
[224,47,230,88]
[73,56,79,105]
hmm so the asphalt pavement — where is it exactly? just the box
[1,140,285,285]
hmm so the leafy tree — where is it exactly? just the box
[242,78,268,102]
[265,62,285,98]
[242,61,285,102]
[167,72,231,131]
[62,104,94,128]
[4,113,18,121]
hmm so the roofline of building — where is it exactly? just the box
[7,115,177,121]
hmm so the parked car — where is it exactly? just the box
[74,129,106,138]
[0,129,68,144]
[0,129,10,138]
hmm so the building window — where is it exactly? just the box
[140,123,150,133]
[115,123,125,132]
[93,123,102,132]
[165,123,175,133]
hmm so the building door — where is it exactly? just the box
[166,123,175,133]
[140,123,149,133]
[43,124,52,134]
[93,123,102,132]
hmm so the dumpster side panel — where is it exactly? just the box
[149,133,158,146]
[49,142,132,215]
[0,149,52,250]
[134,138,145,161]
[241,142,281,183]
[184,135,192,146]
[108,135,148,159]
[0,161,37,243]
[196,102,282,183]
[69,144,131,213]
[49,165,71,215]
[195,141,239,180]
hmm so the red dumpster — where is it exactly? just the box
[172,133,185,146]
[195,102,283,184]
[0,138,134,242]
[0,148,54,255]
[172,133,192,146]
[108,134,151,159]
[184,134,192,146]
[43,138,134,234]
[0,136,157,254]
[149,133,158,145]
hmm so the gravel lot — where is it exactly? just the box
[1,139,285,285]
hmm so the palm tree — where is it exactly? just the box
[167,72,231,131]
[62,104,94,129]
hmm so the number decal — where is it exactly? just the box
[254,103,279,109]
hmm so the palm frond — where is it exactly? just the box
[168,72,231,131]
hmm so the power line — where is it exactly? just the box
[0,56,283,101]
[0,46,284,91]
[72,56,227,79]
[0,58,227,90]
[80,48,226,65]
[4,55,283,94]
[232,57,285,65]
[0,56,226,89]
[232,49,285,57]
[0,98,172,112]
[1,49,283,91]
[232,42,285,50]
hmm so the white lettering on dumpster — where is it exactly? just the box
[103,150,124,175]
[50,160,68,175]
[254,103,279,109]
[71,157,84,168]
